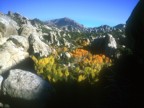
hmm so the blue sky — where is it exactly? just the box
[0,0,138,27]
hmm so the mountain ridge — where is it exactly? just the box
[5,11,126,30]
[44,17,125,29]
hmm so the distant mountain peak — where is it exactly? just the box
[45,17,85,31]
[97,25,111,28]
[114,24,126,29]
[62,17,73,21]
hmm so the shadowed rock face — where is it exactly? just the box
[90,34,117,57]
[114,1,144,107]
[0,76,3,93]
[126,0,144,63]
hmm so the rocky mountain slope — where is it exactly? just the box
[45,17,85,32]
[0,11,131,108]
[0,11,127,72]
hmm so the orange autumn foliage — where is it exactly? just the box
[32,48,112,84]
[70,48,89,58]
[69,48,112,83]
[70,48,112,67]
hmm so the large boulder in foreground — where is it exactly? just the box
[2,69,53,101]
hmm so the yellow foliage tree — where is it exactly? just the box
[32,48,112,84]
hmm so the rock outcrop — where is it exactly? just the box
[91,34,117,57]
[0,37,7,45]
[0,76,3,92]
[8,35,29,50]
[18,24,42,37]
[0,35,29,74]
[43,31,59,45]
[113,1,144,107]
[105,34,117,57]
[2,69,53,101]
[8,11,31,26]
[0,14,18,38]
[126,0,144,62]
[0,11,53,74]
[28,33,52,57]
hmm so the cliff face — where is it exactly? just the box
[115,1,144,107]
[126,0,144,63]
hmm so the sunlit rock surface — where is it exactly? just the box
[0,35,29,74]
[0,13,18,38]
[2,69,53,100]
[28,33,52,57]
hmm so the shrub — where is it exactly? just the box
[32,48,112,84]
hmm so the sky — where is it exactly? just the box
[0,0,139,27]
